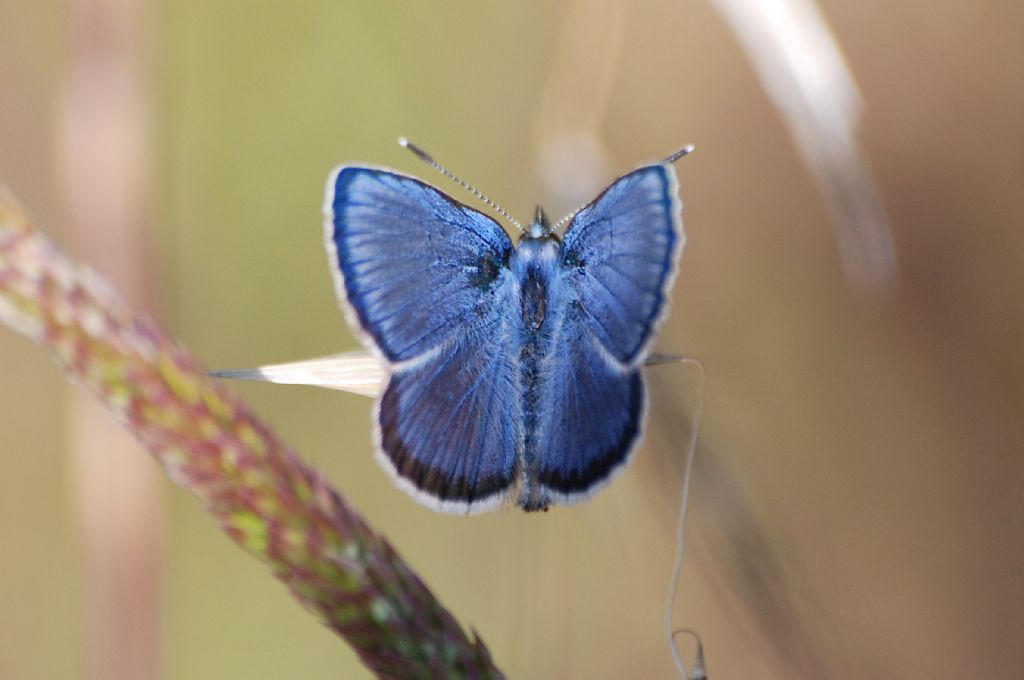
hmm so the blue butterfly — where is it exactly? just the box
[323,140,692,513]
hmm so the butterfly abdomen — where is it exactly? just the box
[519,269,547,331]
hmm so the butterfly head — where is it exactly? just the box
[525,205,559,241]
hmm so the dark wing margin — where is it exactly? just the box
[323,166,514,363]
[561,164,683,368]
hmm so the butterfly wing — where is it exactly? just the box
[378,309,520,512]
[325,167,521,512]
[325,167,516,363]
[522,316,646,509]
[560,164,683,367]
[526,164,683,506]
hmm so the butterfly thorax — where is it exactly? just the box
[511,234,561,333]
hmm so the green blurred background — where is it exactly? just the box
[2,1,1022,678]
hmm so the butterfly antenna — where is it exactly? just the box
[664,144,696,164]
[398,138,525,233]
[551,207,580,232]
[551,144,696,232]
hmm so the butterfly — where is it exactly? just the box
[323,140,692,514]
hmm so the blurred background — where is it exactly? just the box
[2,0,1022,678]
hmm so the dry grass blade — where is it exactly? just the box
[709,0,899,300]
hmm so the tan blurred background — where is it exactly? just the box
[2,1,1023,678]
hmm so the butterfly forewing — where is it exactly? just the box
[561,165,683,367]
[326,168,514,363]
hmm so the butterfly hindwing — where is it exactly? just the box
[378,310,521,511]
[325,167,514,363]
[524,315,645,508]
[561,164,683,367]
[325,167,520,511]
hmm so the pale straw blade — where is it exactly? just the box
[211,351,387,397]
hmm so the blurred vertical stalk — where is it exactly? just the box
[534,0,626,215]
[56,0,159,678]
[708,0,899,300]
